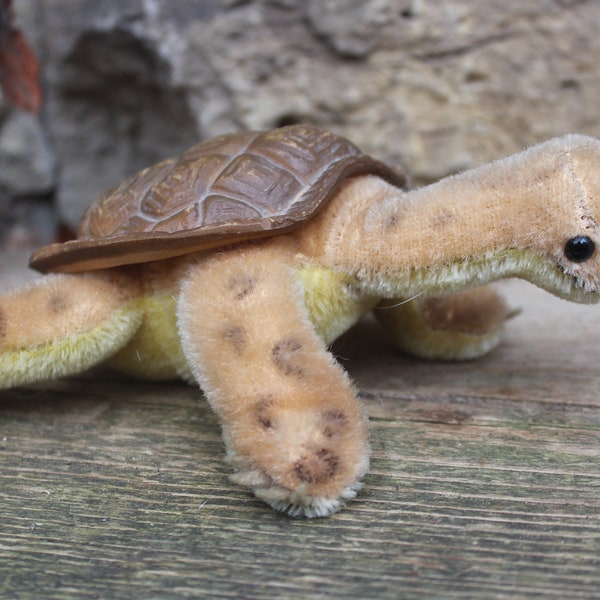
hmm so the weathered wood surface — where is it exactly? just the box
[1,249,599,599]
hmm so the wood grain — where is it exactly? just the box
[1,252,599,599]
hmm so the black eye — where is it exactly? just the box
[564,236,596,263]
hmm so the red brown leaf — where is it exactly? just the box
[0,0,42,114]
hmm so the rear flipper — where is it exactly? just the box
[375,285,512,361]
[0,272,142,389]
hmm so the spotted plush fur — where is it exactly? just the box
[2,134,600,516]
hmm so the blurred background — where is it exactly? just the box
[2,0,600,250]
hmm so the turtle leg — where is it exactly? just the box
[0,272,143,389]
[178,245,370,517]
[375,285,512,361]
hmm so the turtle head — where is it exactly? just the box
[532,134,600,302]
[350,133,600,304]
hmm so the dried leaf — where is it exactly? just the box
[0,0,42,114]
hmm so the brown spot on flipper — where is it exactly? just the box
[48,292,69,313]
[430,209,455,229]
[222,325,247,354]
[294,448,339,484]
[272,338,304,377]
[0,308,6,340]
[384,211,399,229]
[228,274,256,300]
[420,288,508,335]
[322,408,348,438]
[255,396,277,430]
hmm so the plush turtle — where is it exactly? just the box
[1,125,599,517]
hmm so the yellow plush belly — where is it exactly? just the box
[299,264,378,344]
[107,292,193,382]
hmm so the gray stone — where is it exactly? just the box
[0,112,55,196]
[4,0,600,231]
[41,0,204,226]
[306,0,395,59]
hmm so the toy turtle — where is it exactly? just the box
[1,124,599,517]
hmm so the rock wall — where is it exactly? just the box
[2,0,600,243]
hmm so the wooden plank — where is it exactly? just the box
[1,253,599,599]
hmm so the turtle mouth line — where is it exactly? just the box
[561,267,600,299]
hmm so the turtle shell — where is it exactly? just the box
[29,125,406,273]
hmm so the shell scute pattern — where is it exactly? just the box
[141,154,231,225]
[154,202,206,234]
[256,127,359,178]
[79,158,176,239]
[208,154,302,212]
[202,196,263,227]
[29,124,406,273]
[78,126,363,241]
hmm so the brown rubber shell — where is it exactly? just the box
[29,125,406,273]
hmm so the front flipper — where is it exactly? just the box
[375,285,511,361]
[178,244,370,517]
[0,272,142,389]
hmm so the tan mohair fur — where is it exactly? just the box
[376,286,511,361]
[417,287,509,335]
[301,135,600,300]
[0,272,138,350]
[177,243,370,515]
[2,133,600,516]
[0,272,143,388]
